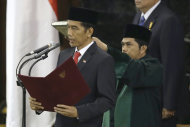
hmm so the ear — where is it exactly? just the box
[87,27,94,37]
[140,45,147,54]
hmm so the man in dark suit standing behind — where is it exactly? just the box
[29,7,116,127]
[133,0,184,126]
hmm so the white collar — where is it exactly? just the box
[75,41,94,57]
[141,0,161,21]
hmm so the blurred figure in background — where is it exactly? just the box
[133,0,185,126]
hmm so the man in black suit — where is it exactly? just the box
[29,7,116,127]
[133,0,184,126]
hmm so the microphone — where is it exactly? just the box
[33,43,60,59]
[26,43,53,56]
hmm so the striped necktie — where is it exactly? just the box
[139,16,145,26]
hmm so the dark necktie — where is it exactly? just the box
[73,51,81,64]
[139,16,145,26]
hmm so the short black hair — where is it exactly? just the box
[135,39,148,47]
[80,22,95,31]
[80,22,95,37]
[135,39,149,53]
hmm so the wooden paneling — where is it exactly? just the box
[0,0,6,102]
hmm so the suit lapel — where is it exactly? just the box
[77,43,97,72]
[144,14,157,30]
[57,47,75,66]
[134,2,165,30]
[144,6,160,29]
[66,48,75,60]
[133,11,141,24]
[144,2,166,30]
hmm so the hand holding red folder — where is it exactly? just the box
[18,57,90,112]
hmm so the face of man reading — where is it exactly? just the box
[134,0,159,13]
[121,38,147,60]
[67,20,93,50]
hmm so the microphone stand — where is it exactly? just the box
[16,57,34,127]
[16,43,59,127]
[17,54,48,127]
[28,54,48,76]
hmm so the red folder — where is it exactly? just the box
[18,57,90,112]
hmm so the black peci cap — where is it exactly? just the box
[123,24,152,45]
[68,7,98,25]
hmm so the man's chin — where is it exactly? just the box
[135,4,142,9]
[69,43,76,47]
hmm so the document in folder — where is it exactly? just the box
[18,57,90,112]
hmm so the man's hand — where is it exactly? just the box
[54,104,78,118]
[29,97,44,110]
[162,108,175,119]
[92,37,108,51]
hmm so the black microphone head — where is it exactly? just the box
[33,42,60,59]
[26,43,53,56]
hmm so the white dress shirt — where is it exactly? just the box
[141,0,161,21]
[74,41,94,62]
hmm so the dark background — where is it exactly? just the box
[0,0,6,107]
